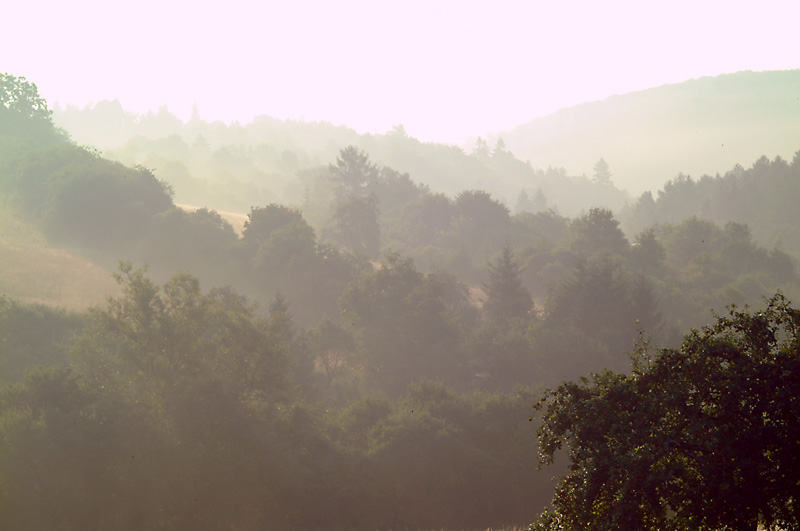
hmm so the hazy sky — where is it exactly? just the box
[5,0,799,143]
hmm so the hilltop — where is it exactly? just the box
[501,69,800,194]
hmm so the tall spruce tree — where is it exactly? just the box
[482,246,533,326]
[328,145,379,201]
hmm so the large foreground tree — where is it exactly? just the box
[532,293,800,531]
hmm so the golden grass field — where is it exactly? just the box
[0,206,119,310]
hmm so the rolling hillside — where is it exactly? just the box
[501,69,800,194]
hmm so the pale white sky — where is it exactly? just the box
[4,0,799,143]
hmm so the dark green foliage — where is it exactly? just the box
[568,207,629,257]
[4,76,800,531]
[371,166,425,213]
[482,246,534,326]
[0,268,555,530]
[71,263,290,402]
[4,144,174,251]
[440,189,511,272]
[339,254,468,396]
[329,193,381,258]
[630,227,666,273]
[532,294,800,531]
[468,247,538,388]
[247,205,318,272]
[320,148,384,258]
[394,191,453,249]
[510,210,571,298]
[630,273,662,333]
[513,209,569,246]
[546,257,634,344]
[139,206,239,282]
[623,152,800,260]
[653,217,797,324]
[367,381,551,529]
[661,215,720,268]
[305,318,357,393]
[0,74,50,122]
[532,252,667,382]
[242,203,308,247]
[237,204,363,324]
[0,74,59,143]
[328,145,379,200]
[468,322,538,390]
[531,324,608,385]
[3,267,314,530]
[268,294,316,399]
[333,395,392,452]
[454,189,510,225]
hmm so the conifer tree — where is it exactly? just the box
[592,157,612,185]
[328,145,379,200]
[482,246,533,326]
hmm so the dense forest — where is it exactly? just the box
[2,73,799,529]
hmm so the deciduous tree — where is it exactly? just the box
[568,207,629,257]
[532,293,800,531]
[0,73,52,125]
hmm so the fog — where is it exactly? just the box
[6,1,800,143]
[2,2,800,529]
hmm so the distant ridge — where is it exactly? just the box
[501,70,800,194]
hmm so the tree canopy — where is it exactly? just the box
[0,73,62,144]
[532,293,800,531]
[0,74,51,123]
[329,145,379,200]
[482,245,533,326]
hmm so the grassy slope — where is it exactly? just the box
[0,206,119,309]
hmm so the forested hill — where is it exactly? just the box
[621,152,800,254]
[4,72,800,530]
[52,98,630,218]
[502,69,800,194]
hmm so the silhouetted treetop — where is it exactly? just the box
[0,73,51,123]
[482,246,533,326]
[329,145,379,200]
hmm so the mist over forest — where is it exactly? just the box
[2,70,800,530]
